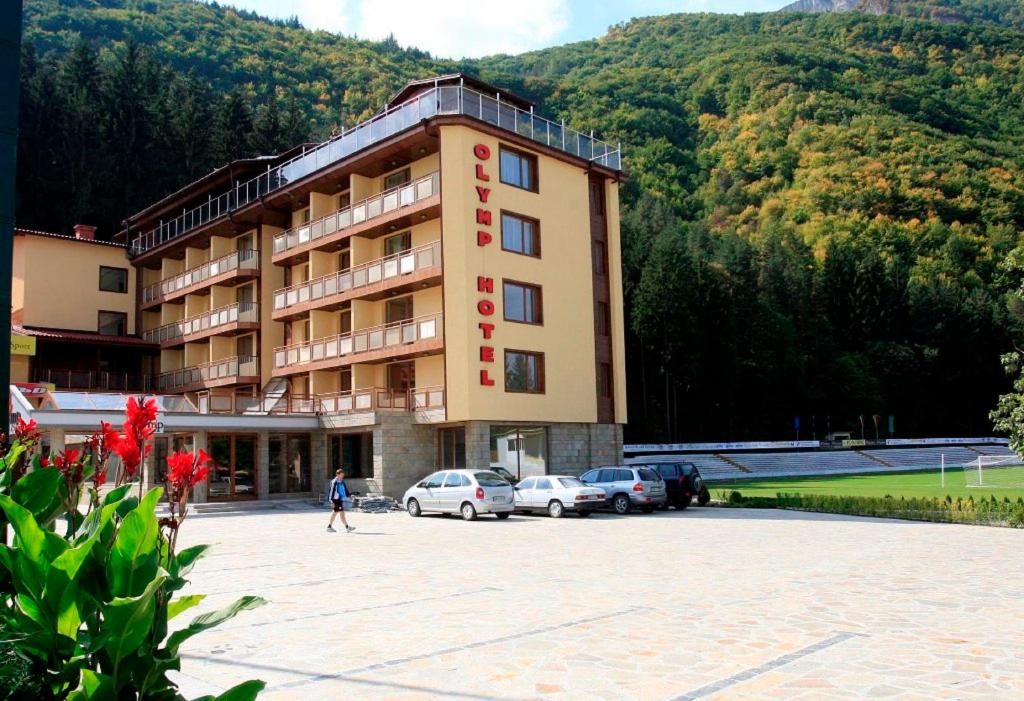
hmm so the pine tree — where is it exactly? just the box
[212,89,254,164]
[164,72,214,181]
[281,92,308,148]
[57,38,103,228]
[250,93,282,155]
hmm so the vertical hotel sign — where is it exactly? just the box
[473,143,496,387]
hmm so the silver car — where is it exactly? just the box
[512,475,606,518]
[579,466,667,514]
[404,469,515,521]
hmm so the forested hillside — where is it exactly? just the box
[17,0,1024,441]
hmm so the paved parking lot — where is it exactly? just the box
[172,505,1024,700]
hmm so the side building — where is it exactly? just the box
[118,73,627,499]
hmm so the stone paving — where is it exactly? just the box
[171,506,1024,700]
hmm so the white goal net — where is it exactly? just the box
[961,455,1024,489]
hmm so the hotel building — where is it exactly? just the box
[13,74,626,501]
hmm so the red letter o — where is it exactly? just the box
[477,300,495,316]
[473,143,491,160]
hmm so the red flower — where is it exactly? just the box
[40,456,50,468]
[166,449,214,505]
[53,449,84,486]
[114,438,142,479]
[15,416,38,441]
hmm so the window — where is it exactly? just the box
[490,426,549,480]
[99,266,128,293]
[558,477,583,488]
[499,147,537,191]
[518,477,536,491]
[596,301,611,337]
[269,433,312,493]
[535,478,552,490]
[505,350,545,393]
[503,281,543,325]
[580,470,598,483]
[383,168,411,190]
[593,240,608,275]
[638,468,661,482]
[438,428,466,469]
[98,311,127,336]
[501,212,540,257]
[615,469,633,482]
[443,472,463,488]
[328,432,370,479]
[385,296,414,323]
[384,231,412,256]
[474,471,508,487]
[598,362,613,398]
[424,472,445,489]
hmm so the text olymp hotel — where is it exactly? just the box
[120,73,627,501]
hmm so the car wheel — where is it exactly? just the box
[698,488,711,506]
[495,512,510,520]
[548,500,565,518]
[407,499,422,517]
[677,495,692,510]
[461,502,478,521]
[612,494,632,515]
[577,510,592,518]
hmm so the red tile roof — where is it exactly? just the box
[13,325,157,347]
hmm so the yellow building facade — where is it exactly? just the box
[120,74,626,497]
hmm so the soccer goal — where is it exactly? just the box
[961,455,1024,489]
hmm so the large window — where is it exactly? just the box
[97,311,127,336]
[269,433,312,493]
[501,212,540,257]
[383,168,411,190]
[499,147,537,191]
[489,426,548,479]
[505,350,545,394]
[329,433,371,479]
[438,427,466,469]
[503,281,542,325]
[99,266,128,293]
[384,231,412,256]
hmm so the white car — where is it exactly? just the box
[512,475,606,518]
[404,469,514,520]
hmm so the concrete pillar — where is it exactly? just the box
[257,430,270,500]
[312,431,329,496]
[48,428,66,457]
[192,430,209,504]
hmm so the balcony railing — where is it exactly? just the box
[158,355,259,392]
[273,241,442,313]
[197,389,318,414]
[31,368,158,393]
[129,83,622,256]
[142,249,259,305]
[318,385,445,414]
[143,302,259,344]
[272,172,438,258]
[273,312,443,371]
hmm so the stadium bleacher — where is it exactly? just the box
[626,444,1018,481]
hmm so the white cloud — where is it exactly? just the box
[289,0,351,33]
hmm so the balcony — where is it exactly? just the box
[158,355,259,393]
[141,249,259,309]
[273,313,443,375]
[197,389,318,414]
[318,385,445,414]
[31,368,158,393]
[143,302,260,347]
[271,172,439,263]
[130,84,622,257]
[273,241,442,319]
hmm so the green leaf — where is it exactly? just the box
[102,483,133,507]
[0,494,67,563]
[106,494,161,598]
[166,596,266,655]
[101,571,167,670]
[168,594,205,620]
[194,679,267,701]
[171,543,210,579]
[66,669,115,700]
[11,468,65,525]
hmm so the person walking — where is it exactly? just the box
[327,468,356,532]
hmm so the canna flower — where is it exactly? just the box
[14,416,38,441]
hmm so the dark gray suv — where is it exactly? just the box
[579,466,667,514]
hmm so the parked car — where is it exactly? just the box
[579,466,667,514]
[404,469,515,520]
[644,462,711,509]
[491,466,520,485]
[512,475,606,518]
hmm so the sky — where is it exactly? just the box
[220,0,787,59]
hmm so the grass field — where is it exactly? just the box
[713,466,1024,501]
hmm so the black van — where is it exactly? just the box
[644,462,711,509]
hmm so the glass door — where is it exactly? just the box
[208,434,258,500]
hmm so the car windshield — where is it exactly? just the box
[652,464,677,477]
[474,471,508,487]
[493,467,515,480]
[637,468,661,482]
[558,477,583,488]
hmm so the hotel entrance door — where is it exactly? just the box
[209,434,257,500]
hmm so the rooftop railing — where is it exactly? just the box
[273,312,443,371]
[129,84,622,256]
[158,355,259,392]
[142,249,259,305]
[318,385,445,414]
[143,302,259,344]
[273,240,441,313]
[272,172,438,257]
